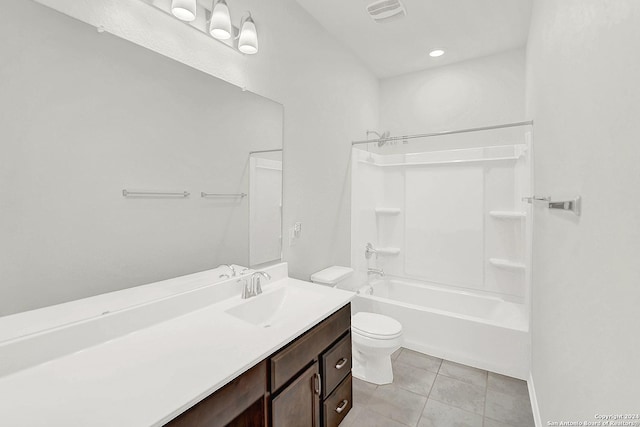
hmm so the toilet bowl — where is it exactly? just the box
[310,266,403,385]
[351,312,402,385]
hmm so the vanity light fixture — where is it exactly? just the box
[209,0,232,40]
[150,0,260,55]
[238,14,259,55]
[171,0,197,22]
[429,49,445,57]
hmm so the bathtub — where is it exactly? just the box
[351,277,529,379]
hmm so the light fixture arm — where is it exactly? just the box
[235,12,253,40]
[237,11,259,54]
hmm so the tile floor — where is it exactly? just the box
[340,348,535,427]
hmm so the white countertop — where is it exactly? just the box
[0,264,353,426]
[0,264,247,343]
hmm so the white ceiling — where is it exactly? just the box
[294,0,533,79]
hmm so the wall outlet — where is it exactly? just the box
[289,222,302,246]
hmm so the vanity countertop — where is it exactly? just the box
[0,264,353,426]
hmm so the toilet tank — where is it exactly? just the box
[310,266,354,288]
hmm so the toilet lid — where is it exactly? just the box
[352,312,402,339]
[310,266,354,285]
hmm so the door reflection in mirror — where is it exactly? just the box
[249,150,283,267]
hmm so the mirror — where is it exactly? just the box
[0,2,283,317]
[249,150,283,267]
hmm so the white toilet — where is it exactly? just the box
[310,266,404,385]
[350,312,402,385]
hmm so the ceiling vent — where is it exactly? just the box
[365,0,406,24]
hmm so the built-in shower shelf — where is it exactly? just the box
[375,208,401,215]
[489,258,526,271]
[489,211,526,219]
[376,247,401,256]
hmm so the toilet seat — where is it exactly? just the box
[352,312,402,340]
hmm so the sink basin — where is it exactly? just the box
[225,285,323,328]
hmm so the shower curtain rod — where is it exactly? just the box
[249,148,283,154]
[351,120,534,146]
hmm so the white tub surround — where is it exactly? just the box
[350,125,532,380]
[351,140,532,304]
[352,278,529,379]
[0,263,353,426]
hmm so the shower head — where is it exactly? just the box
[366,130,391,147]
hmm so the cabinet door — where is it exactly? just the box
[271,362,321,427]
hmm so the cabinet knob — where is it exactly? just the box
[335,358,348,370]
[335,399,349,414]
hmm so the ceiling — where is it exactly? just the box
[294,0,533,79]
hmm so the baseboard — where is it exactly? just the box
[403,339,528,380]
[528,372,542,427]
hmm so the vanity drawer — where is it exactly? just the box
[321,332,352,398]
[270,304,351,392]
[322,374,352,427]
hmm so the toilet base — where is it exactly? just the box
[352,348,394,385]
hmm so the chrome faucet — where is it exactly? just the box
[367,268,384,278]
[241,271,271,299]
[217,264,237,279]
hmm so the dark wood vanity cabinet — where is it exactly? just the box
[320,333,352,399]
[165,303,352,427]
[271,362,321,426]
[269,303,352,427]
[323,374,352,427]
[166,361,268,427]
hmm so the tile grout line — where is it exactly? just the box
[395,351,443,375]
[363,381,425,427]
[482,371,489,426]
[390,350,533,427]
[432,360,488,421]
[426,394,485,419]
[383,348,440,427]
[413,358,441,427]
[393,358,441,376]
[435,371,487,388]
[435,359,489,390]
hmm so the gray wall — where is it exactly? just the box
[32,0,380,289]
[380,49,526,137]
[527,0,640,420]
[0,1,282,315]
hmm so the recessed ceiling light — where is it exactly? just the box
[429,49,445,58]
